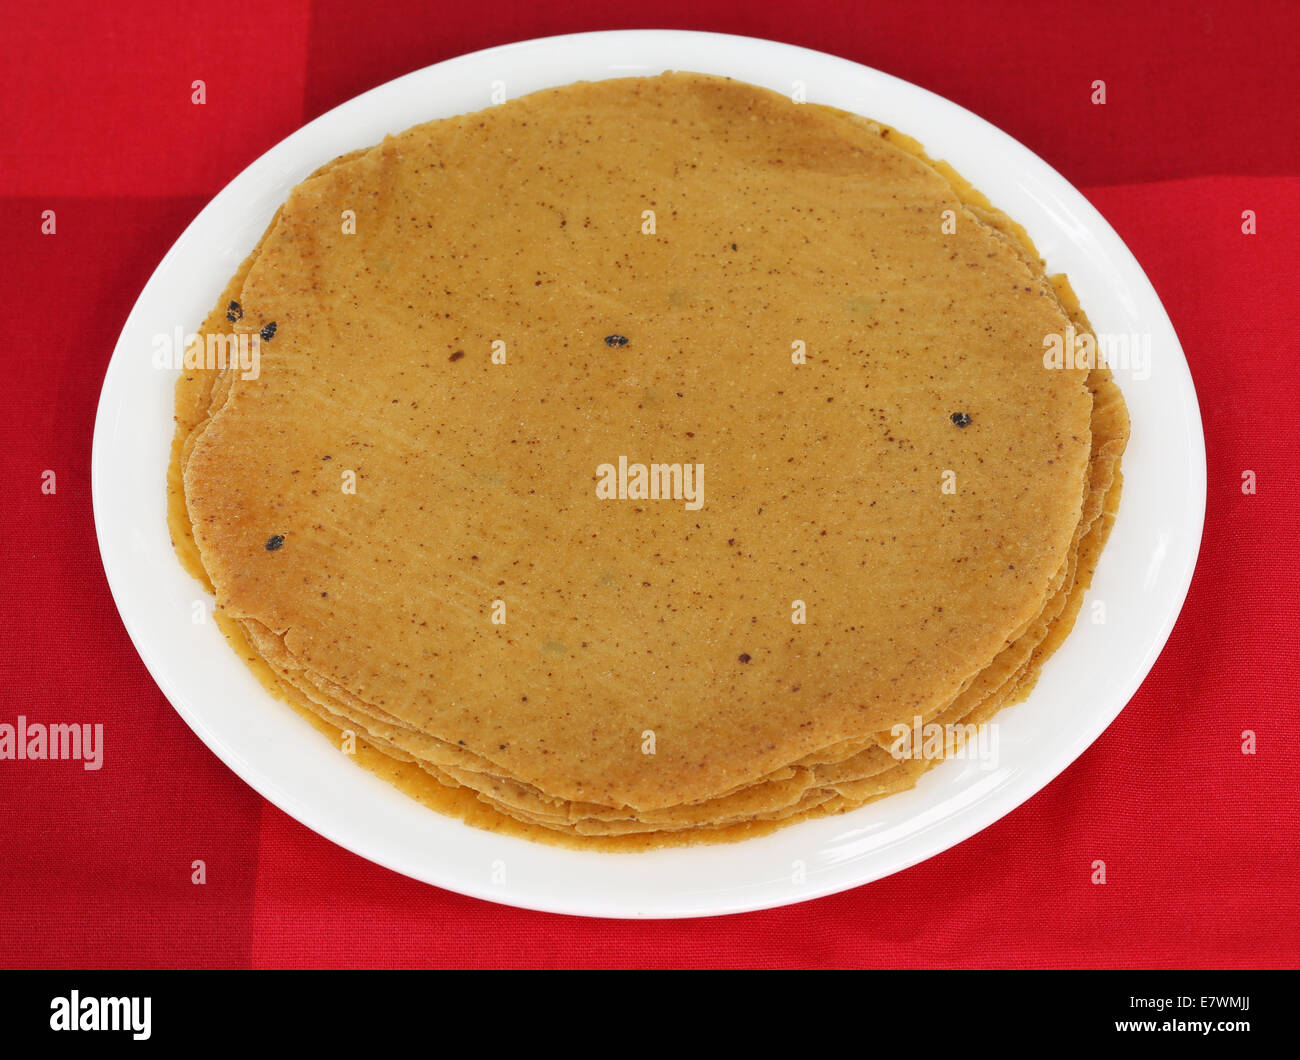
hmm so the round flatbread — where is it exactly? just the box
[169,72,1128,847]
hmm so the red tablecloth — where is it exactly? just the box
[2,0,1297,969]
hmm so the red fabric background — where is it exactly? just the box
[2,1,1297,969]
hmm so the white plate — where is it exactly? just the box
[92,30,1205,919]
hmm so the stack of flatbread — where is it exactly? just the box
[169,73,1128,848]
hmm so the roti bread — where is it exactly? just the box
[168,72,1128,848]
